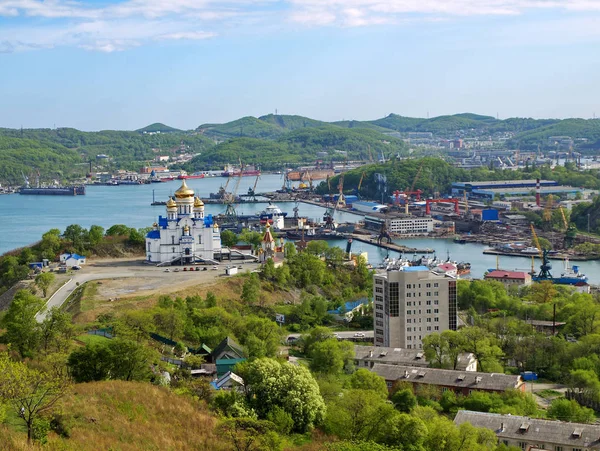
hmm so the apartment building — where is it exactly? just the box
[454,410,600,451]
[373,266,457,349]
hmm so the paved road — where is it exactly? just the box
[36,271,136,322]
[287,330,374,341]
[35,259,260,322]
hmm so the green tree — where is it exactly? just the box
[391,389,417,413]
[309,339,353,375]
[283,242,297,258]
[347,369,388,398]
[547,398,596,423]
[106,224,131,236]
[39,228,62,260]
[221,230,239,248]
[306,240,329,255]
[219,417,282,451]
[325,388,398,442]
[1,290,44,357]
[153,307,185,341]
[88,224,105,246]
[67,339,156,382]
[0,353,69,443]
[35,272,55,297]
[239,358,326,432]
[241,273,261,306]
[239,229,263,249]
[40,307,75,353]
[63,224,86,250]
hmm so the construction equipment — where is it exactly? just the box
[559,206,577,248]
[335,175,346,210]
[224,163,244,222]
[463,191,469,215]
[543,194,554,225]
[248,174,260,200]
[530,223,553,279]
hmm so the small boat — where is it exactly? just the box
[520,247,541,255]
[178,173,205,180]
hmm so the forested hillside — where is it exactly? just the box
[186,126,408,170]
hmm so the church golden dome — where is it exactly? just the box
[194,196,204,208]
[174,180,194,199]
[166,197,177,209]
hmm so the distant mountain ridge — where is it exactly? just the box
[136,123,183,133]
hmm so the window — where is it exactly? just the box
[376,295,383,302]
[427,326,431,331]
[434,317,439,322]
[426,309,431,314]
[434,309,439,314]
[406,284,411,289]
[426,283,431,288]
[198,234,202,244]
[407,319,412,323]
[407,327,412,332]
[553,447,562,451]
[434,300,439,305]
[376,304,383,310]
[171,236,175,245]
[376,312,384,318]
[147,243,151,251]
[426,300,431,305]
[407,310,411,315]
[407,344,411,349]
[434,283,439,287]
[376,279,383,285]
[426,318,432,322]
[434,326,439,331]
[376,329,383,335]
[376,321,383,327]
[376,287,383,293]
[407,336,412,341]
[389,282,399,317]
[434,291,439,296]
[426,292,431,296]
[407,293,411,298]
[517,443,527,451]
[172,247,175,253]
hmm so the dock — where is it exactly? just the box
[482,248,596,261]
[350,234,435,254]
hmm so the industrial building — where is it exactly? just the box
[451,179,583,201]
[364,213,434,235]
[373,266,457,349]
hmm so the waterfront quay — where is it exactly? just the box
[350,234,435,254]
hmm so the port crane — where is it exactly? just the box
[224,162,244,223]
[248,174,260,201]
[559,206,577,248]
[530,223,552,279]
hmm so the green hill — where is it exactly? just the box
[508,118,600,150]
[331,119,391,132]
[136,123,183,133]
[0,134,82,184]
[196,116,283,140]
[258,113,331,130]
[187,126,409,170]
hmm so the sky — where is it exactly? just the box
[0,0,600,130]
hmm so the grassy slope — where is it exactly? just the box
[2,381,228,451]
[135,123,183,133]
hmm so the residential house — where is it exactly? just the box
[210,371,245,391]
[454,410,600,450]
[371,363,524,395]
[59,253,86,267]
[484,270,532,288]
[354,346,477,372]
[211,337,246,377]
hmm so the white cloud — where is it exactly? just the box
[1,0,600,52]
[157,31,217,40]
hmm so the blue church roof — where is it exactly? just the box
[146,230,160,239]
[158,216,168,228]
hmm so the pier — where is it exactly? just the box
[482,248,596,261]
[350,234,435,254]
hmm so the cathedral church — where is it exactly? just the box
[145,180,222,264]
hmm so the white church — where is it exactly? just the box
[145,180,222,264]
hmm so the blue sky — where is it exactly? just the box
[1,0,600,130]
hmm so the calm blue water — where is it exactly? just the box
[1,174,599,284]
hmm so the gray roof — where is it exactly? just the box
[354,346,475,371]
[371,364,522,392]
[454,410,600,449]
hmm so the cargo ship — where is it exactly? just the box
[178,173,205,180]
[222,164,260,177]
[19,185,86,196]
[532,250,589,286]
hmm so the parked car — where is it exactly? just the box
[72,265,81,270]
[353,332,365,338]
[202,267,208,271]
[212,266,218,270]
[164,268,170,272]
[174,268,180,272]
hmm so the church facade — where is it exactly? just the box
[145,180,222,264]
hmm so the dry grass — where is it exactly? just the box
[3,381,230,451]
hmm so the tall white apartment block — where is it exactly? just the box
[373,266,457,349]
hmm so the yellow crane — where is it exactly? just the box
[543,194,554,223]
[559,206,569,230]
[530,223,544,260]
[335,174,346,210]
[358,171,365,191]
